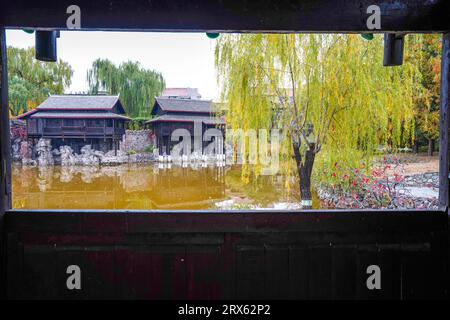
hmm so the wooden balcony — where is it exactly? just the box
[28,126,125,138]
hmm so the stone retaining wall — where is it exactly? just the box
[21,138,155,166]
[120,130,155,153]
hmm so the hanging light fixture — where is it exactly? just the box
[35,30,60,62]
[383,33,405,66]
[361,33,374,41]
[206,32,220,39]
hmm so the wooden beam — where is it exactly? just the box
[0,0,449,32]
[438,35,450,298]
[0,30,11,212]
[439,33,450,209]
[0,27,11,299]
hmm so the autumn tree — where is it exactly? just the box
[8,46,73,116]
[215,34,417,208]
[87,59,165,117]
[408,35,441,156]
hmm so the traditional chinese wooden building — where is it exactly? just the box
[16,95,130,153]
[146,96,225,155]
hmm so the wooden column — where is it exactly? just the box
[113,119,117,155]
[439,33,450,209]
[0,28,11,299]
[0,29,11,211]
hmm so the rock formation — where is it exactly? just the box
[20,141,35,166]
[36,139,54,166]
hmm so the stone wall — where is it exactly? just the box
[11,119,28,162]
[19,138,156,166]
[120,130,155,153]
[59,144,155,166]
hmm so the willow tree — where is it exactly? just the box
[8,46,73,116]
[216,34,417,207]
[87,59,165,118]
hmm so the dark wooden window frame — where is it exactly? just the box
[0,0,449,214]
[0,0,449,301]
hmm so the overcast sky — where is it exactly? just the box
[6,30,219,100]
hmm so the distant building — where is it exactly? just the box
[161,87,202,100]
[16,95,130,153]
[146,97,225,155]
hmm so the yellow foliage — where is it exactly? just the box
[216,34,419,188]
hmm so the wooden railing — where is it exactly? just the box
[29,127,125,137]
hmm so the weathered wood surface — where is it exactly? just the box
[5,210,448,299]
[29,124,126,139]
[1,0,449,32]
[440,33,450,207]
[0,29,9,211]
[0,29,11,300]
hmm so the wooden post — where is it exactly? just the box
[0,28,11,299]
[0,31,11,210]
[439,33,450,209]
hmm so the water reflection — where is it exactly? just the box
[12,164,302,210]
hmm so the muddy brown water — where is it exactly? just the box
[12,164,321,210]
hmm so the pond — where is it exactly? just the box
[12,164,320,210]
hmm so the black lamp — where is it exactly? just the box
[35,30,60,62]
[383,33,405,66]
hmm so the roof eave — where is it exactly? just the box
[15,108,39,119]
[30,114,131,120]
[36,107,114,111]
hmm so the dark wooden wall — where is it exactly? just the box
[5,210,448,299]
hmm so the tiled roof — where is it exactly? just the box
[15,108,39,119]
[36,95,120,110]
[154,97,215,114]
[16,95,127,120]
[30,112,130,120]
[146,114,224,125]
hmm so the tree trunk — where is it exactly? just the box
[427,139,434,156]
[293,141,316,209]
[413,139,419,154]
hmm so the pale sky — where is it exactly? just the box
[5,30,219,100]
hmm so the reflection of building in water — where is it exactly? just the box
[12,164,227,210]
